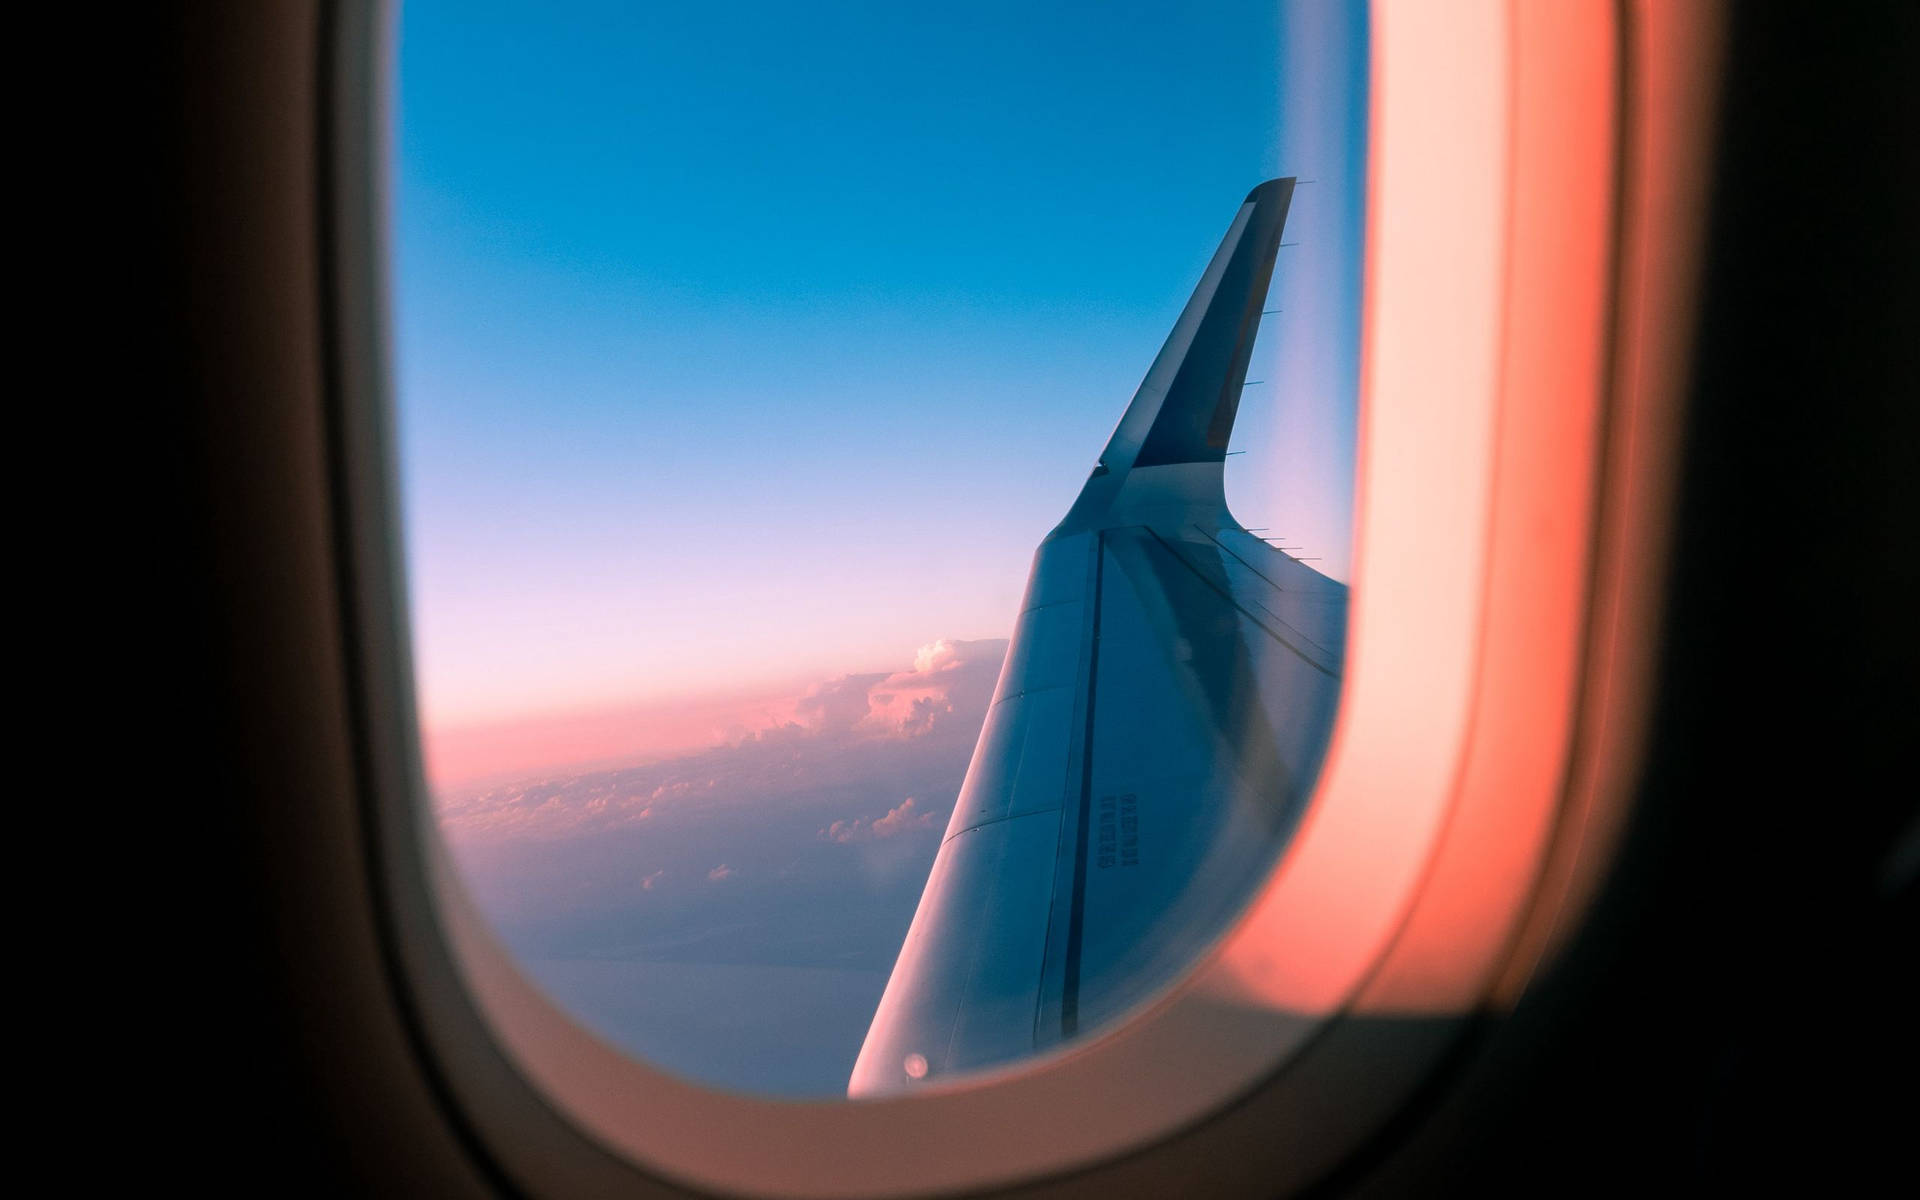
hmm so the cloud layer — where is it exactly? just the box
[437,638,1007,846]
[430,638,1008,1096]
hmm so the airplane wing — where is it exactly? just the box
[850,179,1347,1095]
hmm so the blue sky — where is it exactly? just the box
[394,0,1365,746]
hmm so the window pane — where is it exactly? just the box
[396,0,1365,1098]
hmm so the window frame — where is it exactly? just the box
[323,1,1723,1195]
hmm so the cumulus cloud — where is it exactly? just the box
[780,638,1008,741]
[793,672,890,733]
[861,638,1006,738]
[873,796,939,837]
[641,869,666,891]
[707,864,736,882]
[822,796,942,843]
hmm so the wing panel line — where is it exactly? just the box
[1143,528,1340,678]
[1059,532,1106,1038]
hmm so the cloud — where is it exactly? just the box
[422,636,997,792]
[822,796,942,843]
[861,638,1006,738]
[781,638,1007,741]
[433,778,659,841]
[433,638,1005,862]
[431,637,1006,1067]
[872,796,939,836]
[793,672,890,733]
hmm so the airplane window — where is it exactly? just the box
[395,0,1363,1100]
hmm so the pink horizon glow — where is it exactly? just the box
[422,681,811,790]
[422,636,1009,791]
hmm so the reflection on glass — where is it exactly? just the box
[397,0,1365,1098]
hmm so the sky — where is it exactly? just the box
[395,0,1368,1097]
[395,0,1366,785]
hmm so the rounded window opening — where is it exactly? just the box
[396,0,1365,1099]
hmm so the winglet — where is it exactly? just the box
[1053,179,1294,536]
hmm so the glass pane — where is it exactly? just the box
[396,0,1365,1098]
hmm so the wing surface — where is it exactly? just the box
[850,180,1347,1095]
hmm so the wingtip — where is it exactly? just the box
[1244,177,1297,204]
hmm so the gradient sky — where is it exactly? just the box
[396,0,1366,780]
